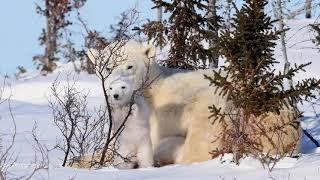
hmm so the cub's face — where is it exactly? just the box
[108,80,134,106]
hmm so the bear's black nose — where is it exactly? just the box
[113,94,119,99]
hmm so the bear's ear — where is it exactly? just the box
[86,48,99,65]
[142,44,156,59]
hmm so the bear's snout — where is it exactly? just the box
[113,94,119,99]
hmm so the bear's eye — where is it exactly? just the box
[121,86,126,89]
[109,87,112,90]
[127,65,133,70]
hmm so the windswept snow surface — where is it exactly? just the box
[1,19,320,179]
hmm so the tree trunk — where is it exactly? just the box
[275,0,292,87]
[157,2,163,51]
[157,4,162,22]
[225,0,232,30]
[42,0,57,74]
[305,0,312,18]
[208,0,219,68]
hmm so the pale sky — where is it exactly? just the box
[0,0,154,75]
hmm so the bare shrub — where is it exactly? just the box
[22,123,50,180]
[0,78,17,179]
[1,79,52,180]
[0,77,49,179]
[49,74,137,168]
[76,8,139,75]
[210,106,300,170]
[48,75,107,167]
[48,71,140,168]
[48,9,157,168]
[79,9,142,167]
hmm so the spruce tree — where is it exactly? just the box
[138,0,220,69]
[205,0,320,165]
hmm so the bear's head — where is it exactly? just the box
[107,78,134,107]
[87,40,156,89]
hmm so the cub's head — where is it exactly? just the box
[107,79,134,106]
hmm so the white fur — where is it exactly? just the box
[88,41,300,165]
[107,78,153,169]
[153,136,184,166]
[88,41,218,164]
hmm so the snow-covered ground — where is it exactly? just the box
[1,19,320,179]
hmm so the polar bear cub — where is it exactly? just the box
[107,77,153,169]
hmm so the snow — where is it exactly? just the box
[1,19,320,179]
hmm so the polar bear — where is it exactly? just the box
[107,78,153,168]
[87,41,301,165]
[87,40,216,146]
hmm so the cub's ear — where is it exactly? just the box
[142,44,156,59]
[86,48,99,65]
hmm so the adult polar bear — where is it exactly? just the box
[87,40,301,165]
